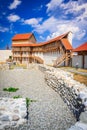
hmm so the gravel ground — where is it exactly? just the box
[0,67,76,130]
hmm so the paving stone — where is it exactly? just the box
[75,122,87,130]
[1,115,10,121]
[0,98,27,129]
[12,115,20,121]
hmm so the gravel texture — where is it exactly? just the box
[0,67,76,130]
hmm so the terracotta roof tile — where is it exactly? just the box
[61,39,73,50]
[12,33,32,41]
[38,32,69,45]
[73,42,87,52]
[12,32,72,50]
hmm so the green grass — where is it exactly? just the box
[3,87,19,92]
[13,95,22,99]
[26,97,36,107]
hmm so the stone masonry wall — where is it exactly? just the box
[39,65,87,130]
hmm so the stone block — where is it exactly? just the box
[75,122,87,130]
[80,111,87,124]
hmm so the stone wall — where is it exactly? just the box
[39,65,87,130]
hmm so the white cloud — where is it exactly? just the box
[7,14,20,22]
[46,24,86,41]
[46,23,80,40]
[57,24,79,34]
[8,0,21,10]
[46,0,63,12]
[23,18,42,26]
[61,0,87,17]
[39,36,45,40]
[44,0,87,41]
[34,16,58,34]
[46,32,60,41]
[33,16,86,41]
[0,26,9,32]
[76,30,86,40]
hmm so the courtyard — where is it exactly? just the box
[0,66,76,130]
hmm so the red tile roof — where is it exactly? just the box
[12,33,33,41]
[12,32,73,50]
[39,32,69,45]
[73,42,87,52]
[61,39,73,50]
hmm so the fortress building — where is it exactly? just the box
[12,32,73,66]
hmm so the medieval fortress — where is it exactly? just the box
[0,31,87,68]
[0,32,87,129]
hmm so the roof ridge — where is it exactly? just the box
[38,32,69,45]
[12,33,33,41]
[73,42,87,52]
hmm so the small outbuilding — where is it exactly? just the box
[72,42,87,69]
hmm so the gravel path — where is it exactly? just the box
[0,67,76,130]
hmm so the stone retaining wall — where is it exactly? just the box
[39,65,87,130]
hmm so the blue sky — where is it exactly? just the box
[0,0,87,49]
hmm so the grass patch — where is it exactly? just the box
[26,97,36,107]
[77,68,87,73]
[13,95,22,99]
[60,66,87,73]
[9,63,27,69]
[59,67,87,86]
[73,73,87,86]
[3,87,19,92]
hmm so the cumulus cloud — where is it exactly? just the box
[46,0,64,12]
[46,22,80,40]
[34,16,58,34]
[8,0,21,9]
[46,31,60,41]
[7,14,20,22]
[76,30,86,40]
[60,0,87,17]
[46,24,86,41]
[33,15,86,41]
[23,18,42,27]
[43,0,86,41]
[0,26,9,32]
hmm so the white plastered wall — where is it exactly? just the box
[84,55,87,69]
[33,51,65,66]
[67,32,72,45]
[0,50,12,62]
[72,55,83,68]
